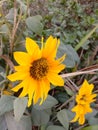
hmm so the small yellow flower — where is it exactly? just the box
[7,36,66,107]
[71,80,97,125]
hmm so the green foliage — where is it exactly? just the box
[31,95,57,126]
[31,107,51,126]
[81,125,98,130]
[0,0,98,129]
[75,24,98,51]
[0,115,7,130]
[58,42,80,68]
[0,95,15,116]
[26,15,43,35]
[47,125,65,130]
[57,109,69,130]
[34,95,58,110]
[14,97,28,121]
[5,112,32,130]
[57,109,74,130]
[54,91,69,103]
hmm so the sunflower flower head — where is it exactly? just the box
[71,80,97,125]
[7,36,66,107]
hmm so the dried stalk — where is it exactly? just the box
[9,0,22,55]
[61,68,98,78]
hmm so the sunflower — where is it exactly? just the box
[71,80,97,125]
[7,36,66,107]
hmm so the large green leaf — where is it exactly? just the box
[0,115,7,130]
[47,125,65,130]
[88,117,98,126]
[31,107,51,126]
[26,15,43,35]
[0,95,15,116]
[34,95,58,110]
[5,112,32,130]
[14,97,28,121]
[55,92,69,103]
[58,42,80,68]
[57,109,69,130]
[86,109,98,125]
[81,125,98,130]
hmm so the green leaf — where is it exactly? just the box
[95,112,98,118]
[14,97,28,121]
[84,109,98,125]
[57,109,69,130]
[0,115,7,130]
[55,92,69,103]
[65,109,75,121]
[31,107,51,126]
[47,125,65,130]
[5,112,32,130]
[75,25,98,51]
[81,125,98,130]
[88,117,98,126]
[0,24,9,35]
[0,95,15,116]
[0,66,5,82]
[17,0,27,13]
[34,95,58,110]
[6,8,14,22]
[65,87,74,96]
[26,15,43,35]
[58,42,80,68]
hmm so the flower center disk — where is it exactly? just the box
[80,95,86,101]
[30,58,49,80]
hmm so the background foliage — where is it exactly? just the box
[0,0,98,130]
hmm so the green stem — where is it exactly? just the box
[40,125,46,130]
[75,25,98,51]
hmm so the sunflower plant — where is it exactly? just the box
[0,0,98,130]
[7,36,66,107]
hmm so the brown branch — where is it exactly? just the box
[9,0,22,54]
[0,55,15,71]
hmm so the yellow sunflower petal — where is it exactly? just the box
[28,78,37,107]
[44,35,54,50]
[14,65,30,72]
[79,114,85,125]
[71,114,79,123]
[79,80,94,95]
[91,94,97,99]
[14,52,32,65]
[39,79,50,105]
[12,82,23,92]
[47,73,64,86]
[19,77,30,97]
[57,54,66,63]
[26,37,40,56]
[71,105,79,112]
[32,80,41,105]
[50,64,65,73]
[85,105,92,113]
[7,71,28,81]
[89,84,94,93]
[42,36,59,58]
